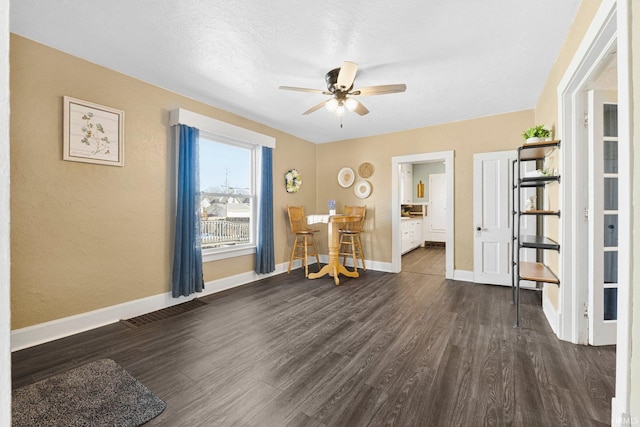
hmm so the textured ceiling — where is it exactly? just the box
[10,0,581,143]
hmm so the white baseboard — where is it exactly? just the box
[543,294,559,336]
[453,270,474,282]
[294,255,390,272]
[11,261,291,352]
[367,260,393,272]
[337,255,393,273]
[478,281,538,289]
[11,257,394,351]
[611,397,632,427]
[457,270,541,293]
[424,233,446,242]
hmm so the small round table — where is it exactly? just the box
[307,214,362,285]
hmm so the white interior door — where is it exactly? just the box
[473,151,514,286]
[588,89,618,346]
[428,173,446,231]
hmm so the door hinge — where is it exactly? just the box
[584,207,589,222]
[584,111,589,128]
[584,302,589,319]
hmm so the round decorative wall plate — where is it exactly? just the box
[337,167,355,188]
[354,180,372,199]
[358,162,374,178]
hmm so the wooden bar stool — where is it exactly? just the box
[338,205,366,272]
[287,205,321,277]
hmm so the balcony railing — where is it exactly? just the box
[201,218,250,248]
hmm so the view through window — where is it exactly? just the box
[199,137,255,251]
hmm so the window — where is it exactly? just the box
[169,108,275,262]
[199,134,257,261]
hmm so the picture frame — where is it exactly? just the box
[63,96,124,166]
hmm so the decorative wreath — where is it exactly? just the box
[285,168,302,193]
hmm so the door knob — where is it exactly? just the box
[476,226,482,232]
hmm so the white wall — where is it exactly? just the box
[0,0,12,424]
[628,0,640,421]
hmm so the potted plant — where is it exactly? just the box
[328,199,336,215]
[522,125,551,143]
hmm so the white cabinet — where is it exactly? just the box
[401,221,411,254]
[400,164,413,203]
[401,218,423,254]
[413,219,423,248]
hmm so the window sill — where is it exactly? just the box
[202,245,256,263]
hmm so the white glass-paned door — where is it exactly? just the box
[588,89,618,345]
[602,103,618,321]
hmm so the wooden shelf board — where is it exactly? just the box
[520,176,560,185]
[521,210,561,216]
[518,140,561,161]
[519,235,560,250]
[519,261,559,284]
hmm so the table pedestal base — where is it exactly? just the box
[308,261,359,285]
[307,214,362,285]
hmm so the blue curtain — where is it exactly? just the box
[255,146,275,274]
[172,124,204,297]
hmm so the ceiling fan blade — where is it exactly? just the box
[336,61,358,90]
[279,86,332,95]
[351,84,407,96]
[302,100,328,115]
[350,99,370,116]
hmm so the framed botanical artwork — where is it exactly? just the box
[63,96,124,166]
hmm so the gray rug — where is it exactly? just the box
[12,358,166,427]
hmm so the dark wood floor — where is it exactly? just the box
[12,250,615,426]
[402,247,445,275]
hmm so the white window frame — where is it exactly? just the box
[169,108,276,262]
[199,132,258,261]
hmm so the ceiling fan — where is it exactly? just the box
[279,61,406,122]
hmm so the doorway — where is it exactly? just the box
[557,1,632,422]
[557,10,621,345]
[391,151,454,278]
[401,163,446,276]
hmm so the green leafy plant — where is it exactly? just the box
[522,125,551,140]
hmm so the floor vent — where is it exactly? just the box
[121,299,207,328]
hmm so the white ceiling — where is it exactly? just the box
[10,0,581,144]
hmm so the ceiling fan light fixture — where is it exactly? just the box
[345,97,358,112]
[325,98,339,113]
[279,60,406,121]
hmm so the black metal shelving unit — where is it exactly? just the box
[511,140,561,328]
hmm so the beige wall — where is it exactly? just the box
[10,34,317,329]
[1,0,12,422]
[315,110,534,269]
[10,34,536,330]
[535,0,603,132]
[534,0,602,310]
[7,1,640,420]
